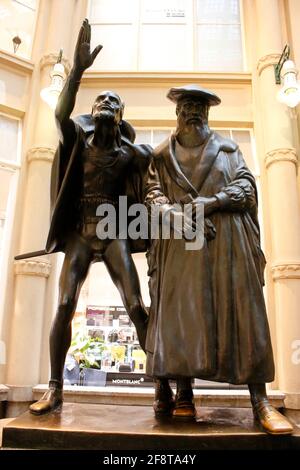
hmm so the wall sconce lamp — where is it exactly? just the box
[275,45,300,108]
[40,49,66,110]
[12,35,21,53]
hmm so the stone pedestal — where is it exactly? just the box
[2,403,300,450]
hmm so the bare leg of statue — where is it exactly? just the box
[103,238,148,351]
[29,234,93,414]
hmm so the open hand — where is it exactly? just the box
[74,18,102,71]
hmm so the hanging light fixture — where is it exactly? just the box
[275,45,300,108]
[40,49,66,110]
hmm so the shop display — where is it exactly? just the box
[63,306,149,386]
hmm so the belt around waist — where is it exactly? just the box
[79,195,119,206]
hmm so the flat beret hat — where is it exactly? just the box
[167,84,221,106]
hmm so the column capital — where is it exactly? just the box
[14,259,51,278]
[264,148,298,169]
[40,53,71,74]
[27,146,56,164]
[257,53,281,76]
[271,263,300,280]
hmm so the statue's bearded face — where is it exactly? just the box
[176,97,209,128]
[92,91,124,124]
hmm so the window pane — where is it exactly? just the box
[90,25,136,70]
[232,130,257,174]
[0,168,13,254]
[89,0,136,23]
[215,129,231,139]
[0,115,19,163]
[140,24,190,71]
[15,0,37,9]
[0,0,37,58]
[196,0,240,24]
[153,130,171,146]
[135,130,152,145]
[141,0,187,23]
[196,24,243,71]
[0,168,12,213]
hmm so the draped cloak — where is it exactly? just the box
[145,131,274,384]
[46,115,151,255]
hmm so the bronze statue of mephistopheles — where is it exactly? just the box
[28,19,151,414]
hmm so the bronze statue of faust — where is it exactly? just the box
[144,84,293,435]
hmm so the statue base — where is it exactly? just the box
[2,403,300,450]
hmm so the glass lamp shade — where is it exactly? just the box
[277,60,300,108]
[40,62,65,110]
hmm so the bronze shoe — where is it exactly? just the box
[153,379,175,416]
[172,389,196,418]
[253,401,293,435]
[29,384,63,415]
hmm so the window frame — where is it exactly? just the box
[194,0,245,72]
[87,0,245,72]
[0,0,40,59]
[0,112,21,266]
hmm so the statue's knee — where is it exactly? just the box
[56,299,76,322]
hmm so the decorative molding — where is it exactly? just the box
[40,53,71,74]
[0,162,17,173]
[0,47,34,75]
[0,103,24,119]
[81,71,252,87]
[264,148,298,169]
[257,53,281,76]
[271,263,300,280]
[14,259,51,278]
[27,147,56,164]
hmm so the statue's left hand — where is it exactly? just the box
[74,18,102,71]
[191,196,219,216]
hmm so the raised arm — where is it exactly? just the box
[55,18,102,145]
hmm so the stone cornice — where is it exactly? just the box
[265,148,298,169]
[81,71,252,87]
[14,259,51,278]
[40,53,71,74]
[27,147,56,164]
[257,53,281,76]
[271,263,300,280]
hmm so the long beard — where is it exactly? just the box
[175,121,210,147]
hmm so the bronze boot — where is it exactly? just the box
[252,400,293,435]
[153,378,175,416]
[29,380,63,415]
[172,379,196,418]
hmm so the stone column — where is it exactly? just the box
[6,0,76,394]
[255,0,300,408]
